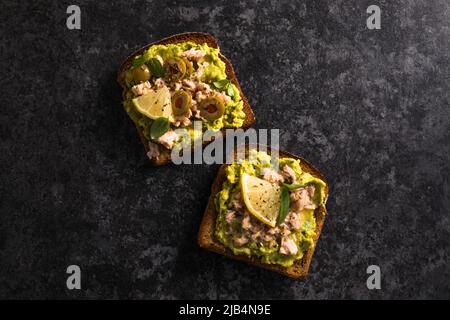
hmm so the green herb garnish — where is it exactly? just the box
[148,58,165,78]
[227,84,235,98]
[283,182,308,190]
[213,79,229,89]
[277,185,290,226]
[131,55,146,68]
[150,117,170,140]
[213,79,235,98]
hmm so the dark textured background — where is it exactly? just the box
[1,0,449,299]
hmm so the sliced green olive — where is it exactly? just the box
[165,57,186,81]
[199,97,225,121]
[132,64,151,83]
[182,57,194,75]
[171,90,191,116]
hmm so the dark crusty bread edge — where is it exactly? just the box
[117,32,256,166]
[197,146,329,279]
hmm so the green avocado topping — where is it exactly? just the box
[214,150,327,267]
[122,41,246,144]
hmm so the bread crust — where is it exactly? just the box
[197,146,329,279]
[117,32,256,166]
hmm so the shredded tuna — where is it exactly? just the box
[290,186,316,212]
[281,165,297,183]
[249,220,263,234]
[173,81,182,91]
[146,142,160,160]
[193,110,201,118]
[154,78,166,88]
[195,90,210,102]
[190,99,198,111]
[264,234,276,242]
[173,117,191,127]
[173,109,192,127]
[216,91,232,105]
[251,231,262,242]
[157,130,179,149]
[182,79,196,92]
[234,236,249,247]
[181,49,206,61]
[304,185,317,209]
[280,237,298,255]
[225,210,236,223]
[287,211,302,230]
[221,193,305,255]
[279,224,291,237]
[131,81,152,96]
[261,168,285,184]
[196,82,211,93]
[231,192,244,211]
[193,64,204,80]
[242,213,252,230]
[181,117,191,127]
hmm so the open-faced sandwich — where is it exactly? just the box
[117,33,255,165]
[198,148,328,279]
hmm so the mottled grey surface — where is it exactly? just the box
[0,0,449,299]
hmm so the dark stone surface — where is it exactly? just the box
[1,0,449,299]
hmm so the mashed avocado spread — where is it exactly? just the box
[122,41,246,147]
[214,150,326,267]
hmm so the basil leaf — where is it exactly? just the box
[283,182,307,190]
[213,79,230,90]
[277,185,290,226]
[148,58,165,78]
[131,55,146,68]
[227,83,235,98]
[150,117,170,140]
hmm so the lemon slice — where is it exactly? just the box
[132,86,173,121]
[241,173,281,227]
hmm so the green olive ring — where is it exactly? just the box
[132,64,151,83]
[171,90,192,116]
[199,96,225,121]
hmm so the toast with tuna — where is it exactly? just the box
[197,146,329,279]
[117,32,256,166]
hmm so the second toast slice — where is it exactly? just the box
[198,146,329,279]
[117,32,256,166]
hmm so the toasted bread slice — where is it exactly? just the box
[117,32,256,166]
[197,146,329,279]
